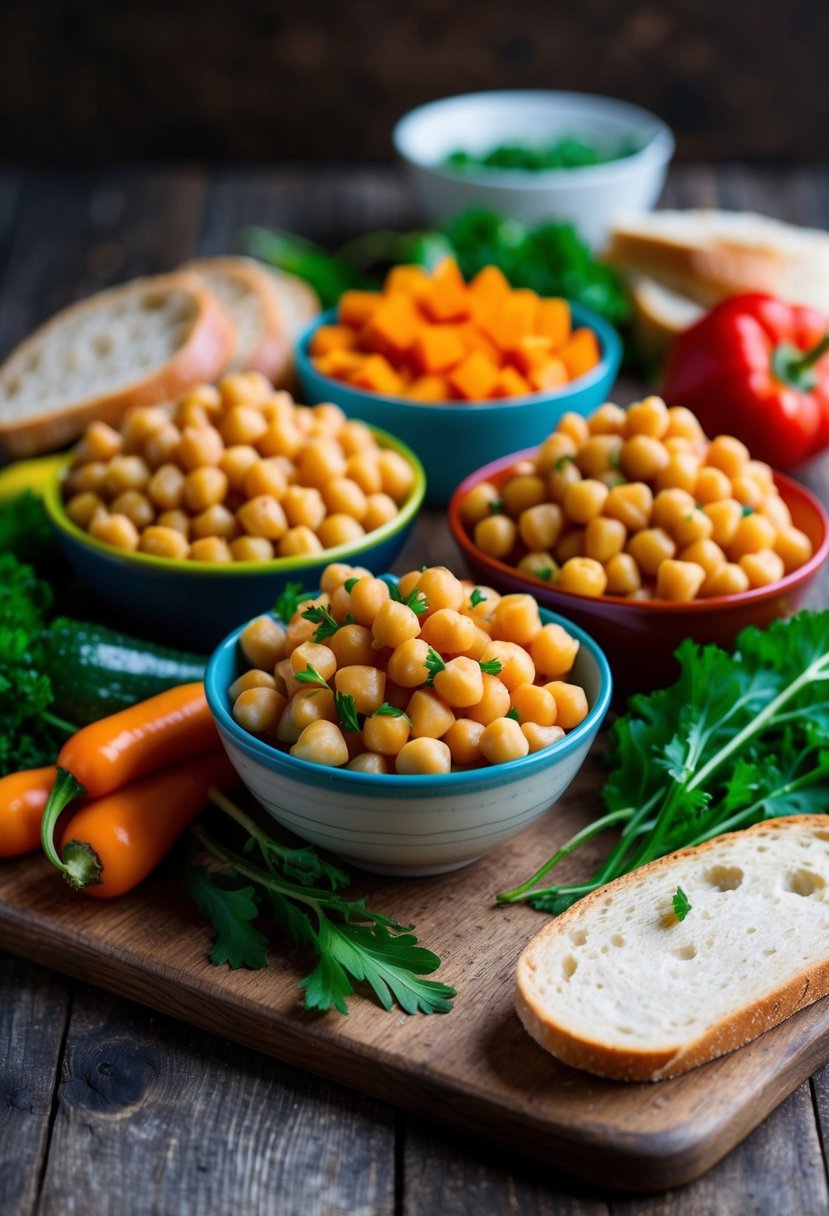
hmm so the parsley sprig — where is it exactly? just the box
[294,663,330,689]
[302,602,353,643]
[424,647,446,686]
[275,581,314,623]
[498,612,829,913]
[380,576,429,615]
[187,790,455,1015]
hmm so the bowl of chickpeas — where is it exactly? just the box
[448,397,829,696]
[204,561,612,876]
[44,374,426,649]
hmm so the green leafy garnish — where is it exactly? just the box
[554,455,576,471]
[506,707,521,723]
[672,887,692,923]
[189,792,455,1016]
[344,577,360,593]
[469,588,487,609]
[380,576,429,615]
[742,504,756,517]
[424,647,446,686]
[488,499,504,515]
[478,658,503,676]
[335,691,362,734]
[302,603,347,643]
[374,703,412,725]
[0,490,55,566]
[294,664,330,689]
[498,612,829,913]
[275,581,313,623]
[536,567,555,582]
[444,135,641,173]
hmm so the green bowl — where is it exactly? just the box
[45,425,426,651]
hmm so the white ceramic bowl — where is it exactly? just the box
[393,90,674,248]
[205,605,612,877]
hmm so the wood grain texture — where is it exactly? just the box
[4,750,829,1193]
[34,987,395,1216]
[0,955,70,1215]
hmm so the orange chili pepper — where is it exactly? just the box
[55,748,237,897]
[57,682,218,798]
[0,766,57,858]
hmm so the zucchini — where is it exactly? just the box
[36,620,207,725]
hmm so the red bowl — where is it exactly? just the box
[448,448,829,699]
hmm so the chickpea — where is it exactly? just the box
[651,488,697,532]
[240,616,287,669]
[177,425,224,470]
[292,688,338,731]
[706,435,750,479]
[363,493,399,531]
[147,463,185,511]
[546,459,582,504]
[188,537,233,563]
[317,514,366,549]
[740,550,786,588]
[604,553,642,596]
[237,495,288,540]
[290,720,349,767]
[463,672,511,726]
[121,407,169,451]
[544,681,589,730]
[556,557,607,597]
[232,687,286,736]
[290,641,337,683]
[350,576,391,627]
[584,516,626,563]
[479,641,535,691]
[773,526,814,572]
[671,506,714,548]
[294,440,347,489]
[189,504,236,541]
[502,473,547,516]
[576,434,623,478]
[258,420,303,460]
[432,657,484,708]
[228,668,277,702]
[490,594,542,646]
[347,752,390,774]
[371,600,422,650]
[103,454,150,497]
[345,452,383,495]
[510,683,558,727]
[66,491,104,528]
[516,553,558,583]
[220,405,269,447]
[65,461,108,496]
[143,422,182,470]
[320,562,364,595]
[406,689,455,739]
[230,536,275,562]
[535,431,577,474]
[244,458,289,501]
[444,718,485,766]
[625,528,676,578]
[522,722,566,753]
[679,538,726,578]
[362,711,411,756]
[395,737,451,775]
[654,452,700,495]
[278,527,324,557]
[759,493,792,532]
[730,475,764,510]
[479,717,530,765]
[417,566,464,614]
[387,637,432,687]
[156,509,190,538]
[557,411,590,448]
[603,482,653,532]
[338,419,375,455]
[518,502,563,552]
[625,396,670,438]
[419,609,476,655]
[695,465,733,505]
[279,484,324,531]
[321,477,368,521]
[78,420,123,463]
[461,480,502,527]
[704,499,743,548]
[329,623,376,668]
[587,402,627,435]
[666,405,705,443]
[656,559,706,602]
[701,562,751,597]
[183,466,228,513]
[88,511,139,551]
[335,665,386,715]
[728,512,777,559]
[377,449,415,502]
[620,435,669,481]
[563,479,609,525]
[529,623,580,679]
[554,528,585,564]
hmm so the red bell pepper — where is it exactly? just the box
[662,293,829,468]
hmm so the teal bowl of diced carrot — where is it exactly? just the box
[295,259,622,506]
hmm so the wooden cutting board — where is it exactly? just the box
[2,759,828,1194]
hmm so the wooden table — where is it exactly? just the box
[2,163,829,1215]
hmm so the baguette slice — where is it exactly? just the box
[0,271,234,458]
[264,267,321,368]
[515,816,829,1082]
[185,256,289,382]
[629,275,704,363]
[607,209,829,312]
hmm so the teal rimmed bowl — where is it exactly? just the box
[295,304,622,506]
[45,426,425,651]
[205,601,612,876]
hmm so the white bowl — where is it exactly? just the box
[393,90,674,249]
[205,606,612,877]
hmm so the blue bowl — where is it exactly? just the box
[45,426,425,652]
[205,600,612,875]
[295,303,622,506]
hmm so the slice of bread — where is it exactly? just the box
[629,276,704,363]
[264,267,320,374]
[0,271,234,459]
[185,256,289,382]
[607,209,829,313]
[515,816,829,1082]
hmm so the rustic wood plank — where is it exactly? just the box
[0,168,205,359]
[402,1119,609,1215]
[35,985,395,1216]
[0,953,70,1216]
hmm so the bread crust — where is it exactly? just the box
[515,816,829,1083]
[0,271,234,459]
[184,256,290,382]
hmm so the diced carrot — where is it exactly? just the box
[312,350,366,380]
[349,354,404,396]
[535,298,571,348]
[457,322,502,363]
[482,290,540,351]
[407,375,451,403]
[509,335,555,376]
[560,328,601,380]
[361,295,420,360]
[469,265,512,330]
[338,291,382,328]
[447,352,500,401]
[491,366,533,399]
[309,325,358,357]
[411,325,466,374]
[529,357,569,392]
[419,258,470,323]
[384,264,431,298]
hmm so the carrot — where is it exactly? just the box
[57,682,217,798]
[47,749,237,896]
[0,766,56,858]
[447,352,500,401]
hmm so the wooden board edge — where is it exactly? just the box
[4,903,829,1193]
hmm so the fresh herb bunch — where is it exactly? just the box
[247,207,629,325]
[444,136,641,173]
[0,553,75,774]
[498,611,829,914]
[187,790,455,1015]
